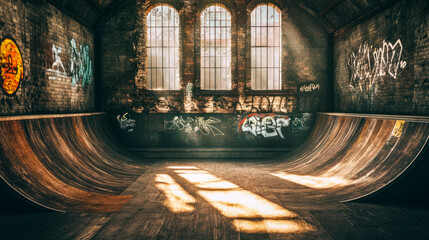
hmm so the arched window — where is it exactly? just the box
[251,4,281,90]
[201,5,231,90]
[147,5,180,90]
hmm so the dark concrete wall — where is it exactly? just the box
[100,0,328,115]
[334,0,429,115]
[0,0,95,116]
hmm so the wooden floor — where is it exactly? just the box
[1,160,428,240]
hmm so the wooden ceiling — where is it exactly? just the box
[45,0,400,32]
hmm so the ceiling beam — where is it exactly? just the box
[104,0,129,17]
[319,0,345,17]
[335,0,402,32]
[45,0,95,30]
[82,0,107,15]
[296,1,334,33]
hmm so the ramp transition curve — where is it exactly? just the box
[0,112,428,212]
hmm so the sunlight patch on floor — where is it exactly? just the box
[174,170,239,189]
[167,166,199,170]
[196,189,295,218]
[155,174,195,213]
[172,167,316,234]
[233,219,316,234]
[271,172,351,189]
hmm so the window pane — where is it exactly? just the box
[201,5,231,90]
[147,5,180,90]
[251,4,281,90]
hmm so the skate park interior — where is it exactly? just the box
[0,0,428,239]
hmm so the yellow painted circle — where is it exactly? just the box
[1,38,24,95]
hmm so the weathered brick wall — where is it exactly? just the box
[100,0,327,114]
[334,0,429,115]
[0,0,95,116]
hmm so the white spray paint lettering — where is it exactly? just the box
[51,44,66,75]
[117,113,136,132]
[300,84,320,92]
[291,113,312,134]
[47,44,69,80]
[348,39,407,91]
[240,114,290,139]
[165,116,224,136]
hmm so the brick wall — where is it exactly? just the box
[334,0,429,115]
[100,0,328,114]
[0,0,95,116]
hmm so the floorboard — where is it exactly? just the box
[1,160,428,240]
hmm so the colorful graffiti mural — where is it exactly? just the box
[0,37,24,95]
[70,39,93,87]
[238,114,290,138]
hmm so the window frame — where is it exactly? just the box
[200,4,232,91]
[245,2,284,95]
[250,3,282,91]
[146,4,181,91]
[195,3,238,95]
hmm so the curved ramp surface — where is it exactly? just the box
[0,113,146,212]
[0,112,427,213]
[267,113,429,203]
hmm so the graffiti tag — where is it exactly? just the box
[165,116,224,136]
[348,39,407,91]
[300,84,320,93]
[184,83,198,112]
[392,120,405,138]
[117,112,136,132]
[51,44,66,75]
[235,96,295,113]
[291,113,312,134]
[0,37,24,95]
[239,114,290,138]
[70,39,93,87]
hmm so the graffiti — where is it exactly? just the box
[52,44,66,74]
[0,37,24,95]
[235,96,295,113]
[300,83,320,92]
[156,96,181,112]
[47,44,69,81]
[348,39,407,92]
[80,45,92,87]
[392,120,405,138]
[135,94,296,114]
[70,39,80,86]
[70,39,93,87]
[117,112,136,132]
[132,95,182,113]
[165,116,224,136]
[185,83,193,95]
[184,83,198,112]
[291,113,312,135]
[238,114,290,138]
